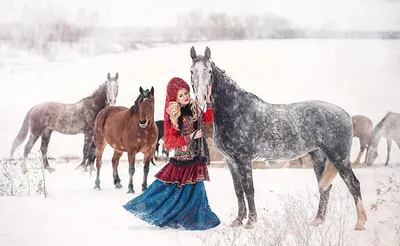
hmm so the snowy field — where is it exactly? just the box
[1,39,400,245]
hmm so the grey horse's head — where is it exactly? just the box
[190,46,213,107]
[105,73,119,106]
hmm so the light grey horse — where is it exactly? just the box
[366,112,400,166]
[10,73,119,173]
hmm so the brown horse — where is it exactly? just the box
[10,73,119,173]
[352,115,373,164]
[93,86,158,193]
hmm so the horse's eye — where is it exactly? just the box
[190,71,193,74]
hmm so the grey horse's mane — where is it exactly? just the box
[211,62,265,104]
[77,82,107,103]
[368,112,392,144]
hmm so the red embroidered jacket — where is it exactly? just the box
[164,105,214,150]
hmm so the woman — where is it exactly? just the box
[123,77,220,230]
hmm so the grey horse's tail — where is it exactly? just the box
[10,109,32,158]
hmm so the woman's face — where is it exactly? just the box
[177,88,190,106]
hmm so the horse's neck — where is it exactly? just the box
[212,66,239,108]
[370,115,395,145]
[82,86,107,110]
[370,127,384,147]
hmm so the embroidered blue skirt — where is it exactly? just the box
[123,179,220,230]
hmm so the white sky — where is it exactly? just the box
[0,0,399,30]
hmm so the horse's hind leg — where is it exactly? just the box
[40,129,54,172]
[309,149,334,226]
[226,158,247,227]
[112,150,123,189]
[333,160,367,230]
[94,138,107,190]
[22,133,41,173]
[354,138,365,164]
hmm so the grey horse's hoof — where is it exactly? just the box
[45,166,55,173]
[230,219,243,227]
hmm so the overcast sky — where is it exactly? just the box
[0,0,399,30]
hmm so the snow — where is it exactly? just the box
[1,39,400,245]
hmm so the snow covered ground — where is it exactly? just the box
[1,39,400,245]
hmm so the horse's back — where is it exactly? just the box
[292,100,353,138]
[217,99,353,161]
[30,102,71,115]
[96,106,129,126]
[295,100,351,124]
[352,115,373,137]
[382,112,400,138]
[98,106,128,116]
[27,102,89,134]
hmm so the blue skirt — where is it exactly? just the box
[123,179,220,230]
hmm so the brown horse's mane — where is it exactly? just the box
[130,89,153,117]
[130,94,142,116]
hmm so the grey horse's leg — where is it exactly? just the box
[385,140,392,166]
[332,161,367,230]
[40,129,54,172]
[22,133,41,173]
[227,158,247,227]
[309,149,333,226]
[80,132,92,171]
[239,158,257,229]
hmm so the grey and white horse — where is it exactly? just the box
[189,46,367,230]
[10,73,119,173]
[366,112,400,166]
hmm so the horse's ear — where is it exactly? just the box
[204,46,211,59]
[139,86,144,95]
[150,86,154,95]
[115,73,119,80]
[107,73,111,80]
[190,46,197,60]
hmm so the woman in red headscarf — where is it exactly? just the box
[123,77,220,231]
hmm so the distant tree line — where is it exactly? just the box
[0,8,398,62]
[171,10,400,42]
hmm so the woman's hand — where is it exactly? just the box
[206,85,212,103]
[190,129,202,140]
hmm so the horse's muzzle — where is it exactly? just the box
[139,120,148,128]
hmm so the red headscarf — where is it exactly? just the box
[164,77,190,150]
